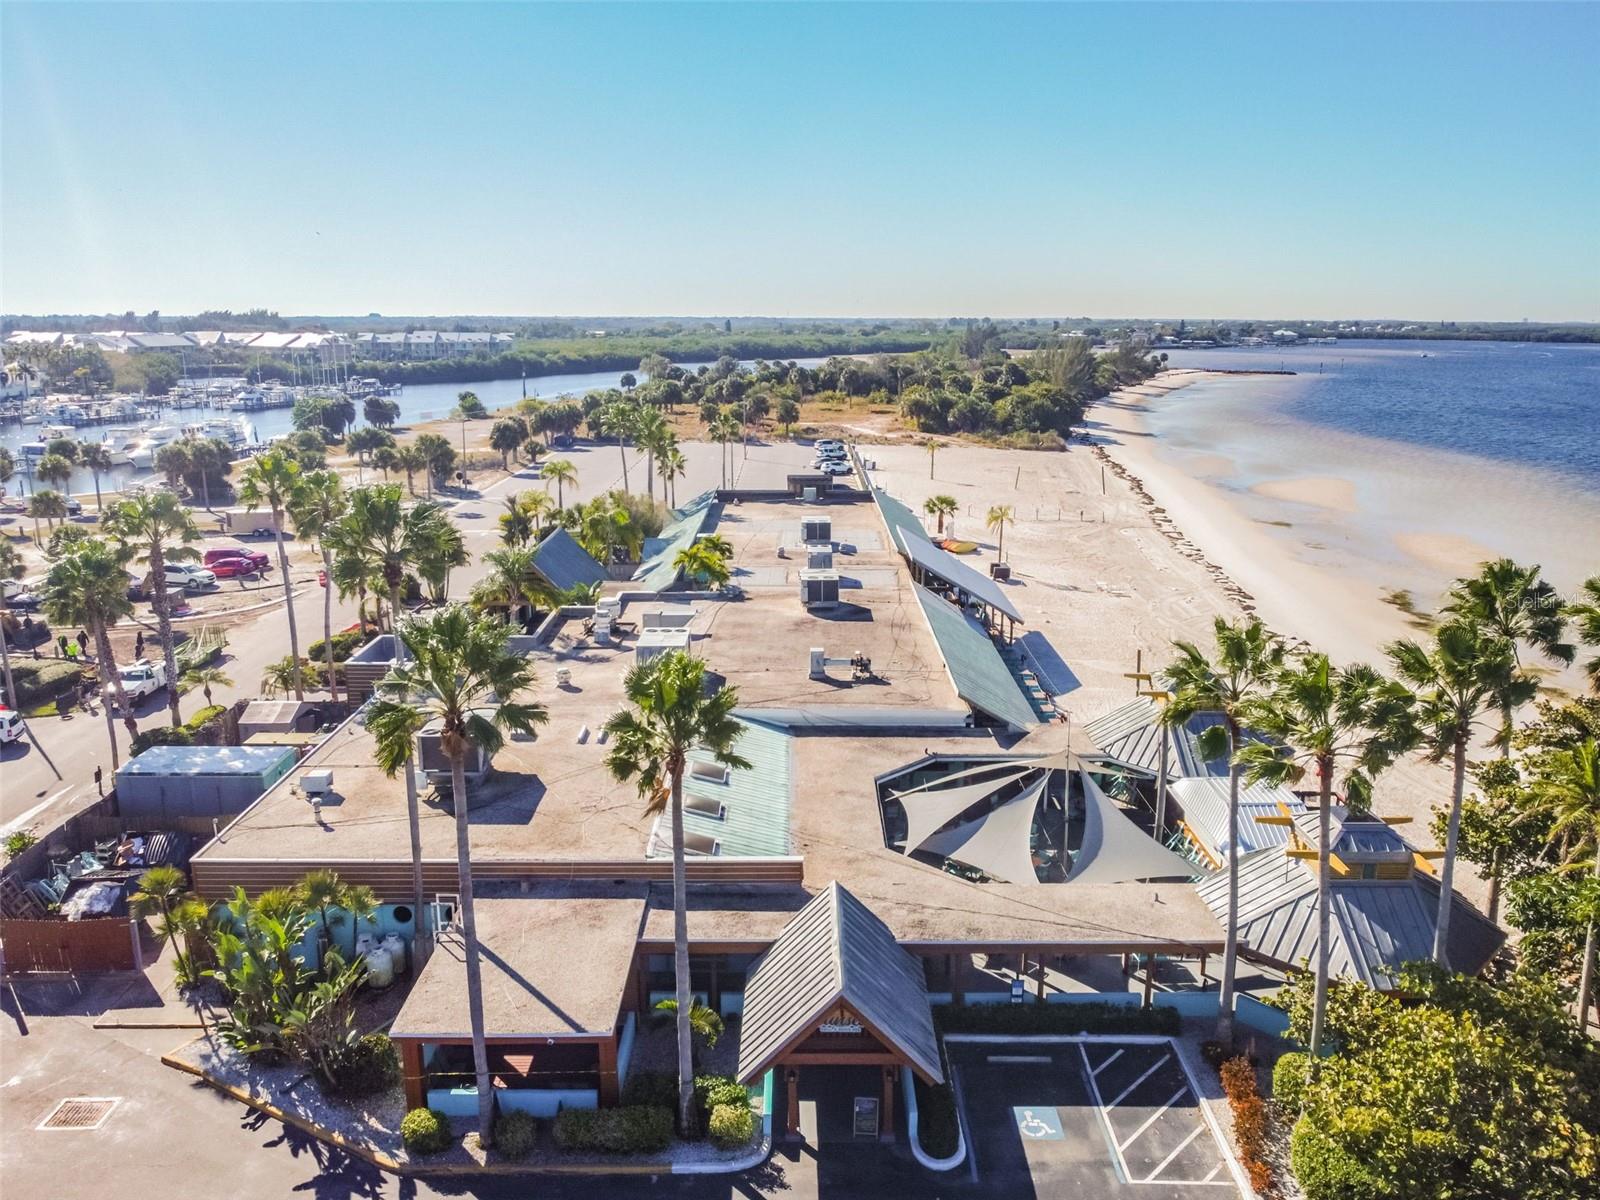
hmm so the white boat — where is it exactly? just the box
[100,427,145,465]
[128,424,183,470]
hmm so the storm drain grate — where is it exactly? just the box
[38,1097,119,1130]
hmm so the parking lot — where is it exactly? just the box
[947,1037,1243,1199]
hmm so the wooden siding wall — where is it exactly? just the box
[190,856,806,901]
[0,917,137,973]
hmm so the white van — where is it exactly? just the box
[0,708,26,745]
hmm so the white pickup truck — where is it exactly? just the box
[112,659,168,706]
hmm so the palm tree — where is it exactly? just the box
[986,504,1015,562]
[395,444,427,497]
[1236,654,1416,1062]
[372,444,401,483]
[28,490,66,543]
[1564,575,1600,694]
[41,538,134,767]
[237,449,306,700]
[652,997,725,1072]
[635,408,669,501]
[1443,558,1574,751]
[367,607,547,1145]
[498,494,534,547]
[186,439,225,511]
[130,864,187,941]
[260,656,305,698]
[659,446,686,508]
[518,489,555,538]
[104,492,200,727]
[489,418,525,469]
[1387,619,1527,966]
[1525,738,1600,1028]
[1161,616,1285,1042]
[289,470,348,705]
[542,458,577,510]
[182,664,232,708]
[712,411,741,489]
[35,453,73,495]
[473,547,548,624]
[674,542,730,590]
[153,442,192,491]
[298,868,379,966]
[415,517,468,605]
[78,441,113,512]
[604,651,748,1133]
[600,402,636,493]
[922,495,958,536]
[0,539,25,709]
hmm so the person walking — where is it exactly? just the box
[57,633,69,658]
[65,639,79,663]
[134,631,145,659]
[75,629,89,657]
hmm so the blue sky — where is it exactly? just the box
[3,2,1596,320]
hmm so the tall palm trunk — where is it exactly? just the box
[392,583,428,969]
[0,620,16,710]
[669,766,695,1134]
[645,450,655,501]
[271,506,303,700]
[618,440,629,494]
[1432,733,1468,966]
[91,470,102,513]
[1576,844,1599,1031]
[94,618,125,768]
[319,546,338,706]
[452,753,494,1143]
[1310,753,1333,1064]
[148,539,182,727]
[1217,720,1240,1043]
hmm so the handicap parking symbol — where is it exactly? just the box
[1013,1107,1063,1140]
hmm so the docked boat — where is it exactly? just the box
[99,427,146,465]
[128,424,183,470]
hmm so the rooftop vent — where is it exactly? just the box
[300,769,334,797]
[684,792,727,820]
[807,549,834,571]
[800,570,840,610]
[690,760,730,785]
[636,628,691,665]
[801,516,832,544]
[419,715,492,785]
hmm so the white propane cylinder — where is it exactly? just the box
[381,932,407,974]
[355,933,375,958]
[364,945,395,989]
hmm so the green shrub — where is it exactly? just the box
[10,660,81,707]
[704,1081,749,1114]
[493,1110,539,1159]
[1272,1051,1311,1112]
[4,830,39,859]
[932,1002,1180,1037]
[130,704,225,755]
[1290,1118,1387,1200]
[326,1033,399,1097]
[707,1102,755,1149]
[621,1070,678,1109]
[913,1077,960,1159]
[400,1107,452,1155]
[307,629,366,663]
[552,1105,672,1154]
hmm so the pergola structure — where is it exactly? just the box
[737,883,942,1141]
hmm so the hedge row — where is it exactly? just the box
[129,704,226,755]
[9,660,82,708]
[1219,1056,1274,1196]
[552,1105,673,1154]
[932,1001,1181,1036]
[307,628,368,663]
[913,1076,960,1159]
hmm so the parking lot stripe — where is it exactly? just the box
[1145,1123,1205,1182]
[1203,1163,1223,1183]
[1090,1048,1123,1076]
[1077,1044,1131,1184]
[1107,1054,1170,1108]
[1117,1086,1190,1151]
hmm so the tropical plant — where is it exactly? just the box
[297,868,379,964]
[922,494,957,535]
[775,396,800,435]
[288,469,348,704]
[1236,654,1416,1061]
[413,433,456,496]
[1568,575,1600,694]
[415,515,467,605]
[471,547,551,624]
[541,458,577,509]
[1162,616,1285,1042]
[104,491,200,727]
[41,537,133,766]
[674,541,730,590]
[27,489,66,542]
[394,444,427,495]
[154,441,193,490]
[604,651,748,1133]
[167,894,214,993]
[237,448,306,699]
[634,407,669,501]
[488,418,525,468]
[328,483,451,636]
[600,401,637,493]
[986,504,1015,561]
[34,452,73,493]
[658,446,686,507]
[78,441,113,512]
[1443,558,1574,751]
[1524,738,1600,1027]
[130,864,188,935]
[1388,619,1528,966]
[652,996,724,1070]
[574,491,644,564]
[366,607,548,1144]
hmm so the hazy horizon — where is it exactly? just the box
[4,2,1596,321]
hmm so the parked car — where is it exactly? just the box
[207,556,260,579]
[112,659,168,705]
[0,707,26,745]
[819,461,853,476]
[64,498,83,516]
[2,577,43,611]
[204,546,270,571]
[164,563,217,591]
[814,439,844,452]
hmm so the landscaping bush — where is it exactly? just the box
[493,1110,539,1159]
[1271,1051,1311,1112]
[130,704,225,755]
[552,1105,673,1154]
[932,1001,1180,1037]
[307,629,367,663]
[621,1069,678,1109]
[913,1077,960,1160]
[10,660,80,707]
[707,1102,756,1149]
[400,1107,452,1155]
[326,1033,400,1097]
[1219,1056,1274,1196]
[4,830,39,860]
[703,1081,749,1114]
[1290,1119,1387,1200]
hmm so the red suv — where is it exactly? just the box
[205,546,271,571]
[207,557,261,579]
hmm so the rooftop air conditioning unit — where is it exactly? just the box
[635,628,691,665]
[802,486,818,503]
[300,769,335,797]
[800,570,840,610]
[419,717,491,786]
[807,550,834,571]
[595,597,621,620]
[801,516,832,544]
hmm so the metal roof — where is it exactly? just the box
[632,491,718,592]
[899,528,1024,624]
[1082,697,1241,779]
[648,717,793,859]
[117,744,296,778]
[1168,777,1305,860]
[737,882,942,1086]
[532,526,608,593]
[1195,848,1504,988]
[913,584,1037,732]
[869,486,928,556]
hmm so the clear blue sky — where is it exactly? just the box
[3,2,1596,321]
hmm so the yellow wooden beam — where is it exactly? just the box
[1379,815,1413,825]
[1254,815,1296,826]
[1412,852,1437,876]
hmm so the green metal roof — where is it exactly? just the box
[632,491,719,592]
[913,584,1038,732]
[871,486,927,555]
[649,715,793,859]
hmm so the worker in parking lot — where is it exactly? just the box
[134,631,144,658]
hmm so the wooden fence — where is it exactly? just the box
[0,916,139,973]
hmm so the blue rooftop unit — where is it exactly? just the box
[116,744,298,823]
